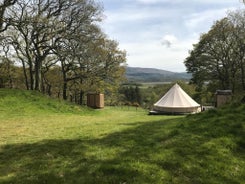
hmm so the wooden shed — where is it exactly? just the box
[87,93,104,109]
[215,90,232,107]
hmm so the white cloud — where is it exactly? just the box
[184,8,237,32]
[103,4,174,24]
[121,37,194,72]
[161,34,178,48]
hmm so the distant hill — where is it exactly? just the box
[125,67,191,82]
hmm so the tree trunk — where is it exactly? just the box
[63,81,67,100]
[29,62,34,90]
[47,84,51,96]
[7,61,13,88]
[241,62,245,90]
[21,60,29,90]
[79,90,84,105]
[61,60,68,100]
[0,78,4,88]
[34,59,42,91]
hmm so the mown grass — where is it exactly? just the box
[0,89,244,183]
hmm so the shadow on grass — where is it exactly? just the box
[0,112,244,184]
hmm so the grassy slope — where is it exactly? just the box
[0,89,244,184]
[0,89,93,117]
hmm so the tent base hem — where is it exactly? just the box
[148,110,197,115]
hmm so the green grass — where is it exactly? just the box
[0,89,94,117]
[0,89,244,183]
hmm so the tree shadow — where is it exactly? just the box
[0,114,244,184]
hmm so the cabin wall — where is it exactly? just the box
[87,93,104,109]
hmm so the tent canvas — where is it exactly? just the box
[153,83,201,114]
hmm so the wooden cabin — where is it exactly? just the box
[215,90,232,107]
[87,93,104,109]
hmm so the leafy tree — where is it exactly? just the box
[0,0,126,106]
[185,10,245,94]
[0,38,14,88]
[2,0,103,92]
[228,10,245,91]
[119,84,142,105]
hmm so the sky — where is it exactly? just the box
[99,0,244,72]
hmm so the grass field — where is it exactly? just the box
[0,89,244,183]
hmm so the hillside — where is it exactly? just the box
[126,67,191,82]
[0,89,244,183]
[0,89,92,118]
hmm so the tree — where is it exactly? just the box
[119,84,142,105]
[49,0,102,99]
[6,0,66,90]
[185,11,245,93]
[0,0,16,32]
[4,0,103,92]
[0,37,15,88]
[0,0,127,106]
[0,0,17,87]
[227,10,245,90]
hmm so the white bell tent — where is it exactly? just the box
[153,83,201,114]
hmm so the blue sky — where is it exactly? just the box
[99,0,243,72]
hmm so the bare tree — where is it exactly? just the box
[0,0,16,31]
